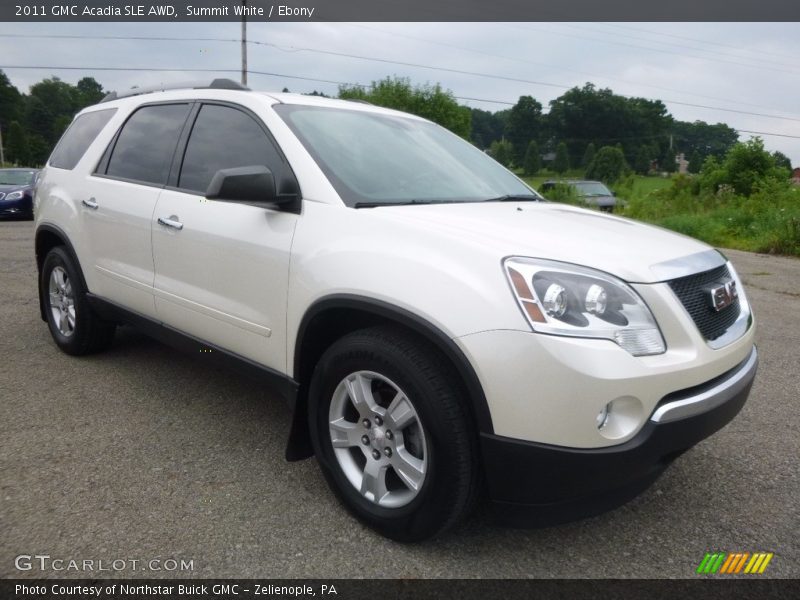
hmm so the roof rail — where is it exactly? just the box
[101,78,249,103]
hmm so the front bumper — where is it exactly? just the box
[481,346,757,525]
[0,197,33,218]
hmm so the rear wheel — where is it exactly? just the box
[308,326,479,541]
[41,246,116,355]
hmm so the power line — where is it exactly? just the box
[2,64,799,140]
[0,63,499,105]
[557,23,800,73]
[0,63,362,87]
[6,57,800,126]
[347,24,780,113]
[736,129,800,140]
[602,23,800,64]
[243,39,800,124]
[4,31,800,123]
[505,24,800,78]
[8,29,796,117]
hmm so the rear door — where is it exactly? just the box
[83,102,192,317]
[151,101,299,370]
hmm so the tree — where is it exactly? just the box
[522,140,541,175]
[76,77,105,106]
[553,142,570,174]
[29,78,79,130]
[688,150,703,174]
[581,143,596,169]
[24,96,55,144]
[699,138,789,196]
[634,146,652,175]
[0,70,23,145]
[5,121,29,165]
[506,95,543,164]
[339,76,471,139]
[660,148,677,173]
[489,139,514,168]
[772,151,792,171]
[672,120,738,162]
[470,108,506,149]
[27,135,50,167]
[586,146,628,183]
[547,83,669,168]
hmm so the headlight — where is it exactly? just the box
[504,257,666,356]
[5,191,24,201]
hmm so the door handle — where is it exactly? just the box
[158,216,184,230]
[81,198,98,209]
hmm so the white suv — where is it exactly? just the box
[34,80,757,541]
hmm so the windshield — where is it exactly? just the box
[274,105,536,206]
[574,182,612,196]
[0,170,36,186]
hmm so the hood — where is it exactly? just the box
[368,201,712,284]
[581,194,615,207]
[0,184,31,193]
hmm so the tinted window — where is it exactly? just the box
[106,104,190,185]
[49,108,117,170]
[179,104,284,194]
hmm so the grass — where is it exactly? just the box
[517,170,800,257]
[519,171,673,202]
[624,178,800,257]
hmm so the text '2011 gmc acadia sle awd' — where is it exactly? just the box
[34,80,757,541]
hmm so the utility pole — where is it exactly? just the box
[241,0,248,86]
[0,123,5,167]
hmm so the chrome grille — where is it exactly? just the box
[668,265,741,341]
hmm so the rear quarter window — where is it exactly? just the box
[48,108,117,170]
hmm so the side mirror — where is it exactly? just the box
[205,165,299,212]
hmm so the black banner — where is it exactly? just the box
[2,579,799,600]
[1,0,799,22]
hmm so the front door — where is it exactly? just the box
[151,102,299,371]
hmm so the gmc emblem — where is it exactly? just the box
[707,279,738,312]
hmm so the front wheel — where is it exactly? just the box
[308,326,479,541]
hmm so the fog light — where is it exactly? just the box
[596,404,610,429]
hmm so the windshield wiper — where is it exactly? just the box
[354,199,456,209]
[483,194,542,203]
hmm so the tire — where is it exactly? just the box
[308,326,479,541]
[40,246,116,355]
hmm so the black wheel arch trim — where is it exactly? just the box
[287,294,494,461]
[35,223,89,322]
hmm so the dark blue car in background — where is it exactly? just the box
[0,169,38,220]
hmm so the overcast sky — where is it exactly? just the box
[2,21,799,164]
